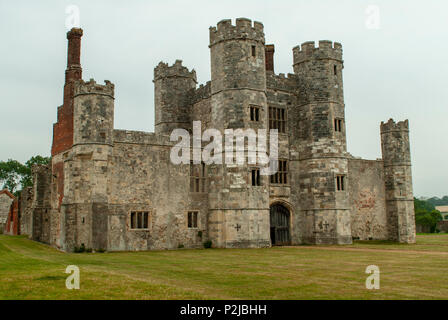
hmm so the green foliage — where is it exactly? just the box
[414,198,442,233]
[178,244,185,249]
[0,155,50,195]
[203,240,212,249]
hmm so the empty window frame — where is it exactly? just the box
[250,105,261,122]
[190,162,207,193]
[130,211,149,230]
[251,45,256,57]
[269,107,286,133]
[187,211,199,228]
[334,118,343,132]
[251,168,261,186]
[336,175,346,191]
[270,160,288,185]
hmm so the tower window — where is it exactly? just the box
[187,211,199,229]
[190,162,207,193]
[250,105,260,122]
[334,65,337,75]
[251,168,261,186]
[336,175,346,191]
[251,45,256,57]
[270,160,288,185]
[334,118,343,132]
[130,211,149,230]
[269,107,286,133]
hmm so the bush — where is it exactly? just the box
[203,240,212,249]
[178,244,184,249]
[74,244,86,253]
[96,248,106,253]
[197,231,203,238]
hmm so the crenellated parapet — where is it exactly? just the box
[293,40,343,66]
[381,119,411,165]
[74,79,115,98]
[266,72,298,93]
[193,81,211,104]
[154,60,197,83]
[380,119,409,134]
[209,18,264,47]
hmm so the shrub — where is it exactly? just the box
[197,231,203,238]
[203,240,212,249]
[74,244,85,253]
[178,244,185,249]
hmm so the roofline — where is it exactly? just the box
[0,189,15,199]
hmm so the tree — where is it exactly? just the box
[0,155,50,195]
[414,198,443,233]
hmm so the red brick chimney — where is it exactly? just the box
[52,28,83,156]
[265,44,275,72]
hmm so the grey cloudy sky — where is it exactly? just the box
[0,0,446,197]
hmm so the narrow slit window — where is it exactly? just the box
[336,175,346,191]
[250,105,261,122]
[334,65,337,75]
[251,45,256,57]
[334,118,343,132]
[251,168,261,186]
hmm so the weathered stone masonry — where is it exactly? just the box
[11,19,416,250]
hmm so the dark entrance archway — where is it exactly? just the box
[270,203,291,246]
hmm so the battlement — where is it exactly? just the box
[154,60,197,82]
[209,18,264,47]
[293,40,343,65]
[193,81,212,103]
[74,79,115,98]
[380,119,409,133]
[266,72,298,92]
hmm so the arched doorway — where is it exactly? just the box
[270,203,290,246]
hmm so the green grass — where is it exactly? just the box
[0,234,447,300]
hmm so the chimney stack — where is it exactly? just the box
[65,28,83,83]
[265,44,275,72]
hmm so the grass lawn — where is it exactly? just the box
[0,234,447,300]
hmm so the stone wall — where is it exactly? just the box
[348,158,388,240]
[0,190,14,232]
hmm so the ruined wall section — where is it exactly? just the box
[107,130,206,250]
[292,41,351,244]
[0,191,14,232]
[348,158,388,240]
[381,119,416,243]
[31,165,52,244]
[19,187,34,237]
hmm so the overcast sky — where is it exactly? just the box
[0,0,446,197]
